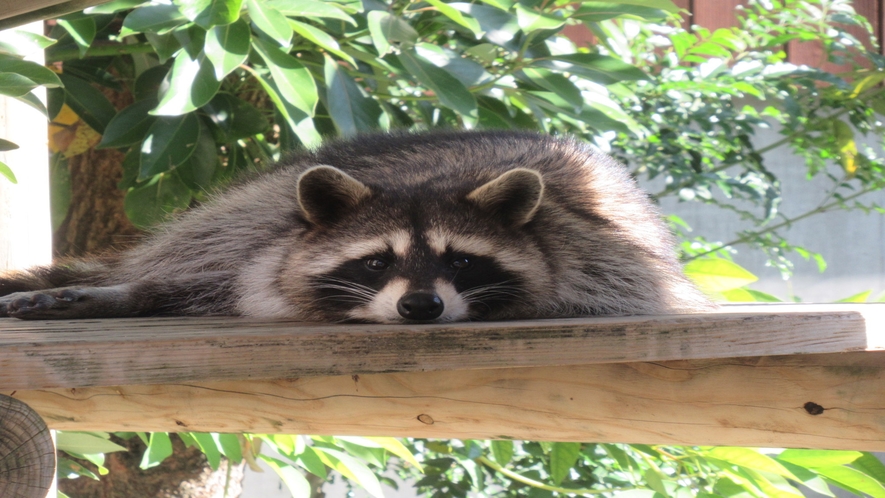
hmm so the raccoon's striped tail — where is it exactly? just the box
[0,259,115,296]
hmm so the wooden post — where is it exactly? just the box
[0,21,56,498]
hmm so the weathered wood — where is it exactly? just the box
[0,395,55,498]
[0,304,881,390]
[7,351,884,451]
[0,1,111,30]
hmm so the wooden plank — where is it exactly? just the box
[0,304,882,390]
[9,351,884,450]
[0,0,110,30]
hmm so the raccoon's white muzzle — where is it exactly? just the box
[347,278,468,323]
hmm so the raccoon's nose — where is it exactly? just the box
[397,292,444,321]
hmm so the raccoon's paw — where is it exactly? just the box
[2,289,87,319]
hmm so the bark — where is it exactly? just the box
[59,436,245,498]
[53,78,247,498]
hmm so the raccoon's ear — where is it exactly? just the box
[466,168,544,227]
[297,165,371,226]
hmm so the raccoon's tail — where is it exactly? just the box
[0,258,116,296]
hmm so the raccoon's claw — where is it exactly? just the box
[2,289,85,319]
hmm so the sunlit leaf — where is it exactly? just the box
[550,442,581,485]
[57,432,127,455]
[251,37,317,115]
[140,432,173,469]
[153,49,221,115]
[204,19,250,79]
[260,455,312,497]
[683,258,758,293]
[490,440,513,466]
[247,0,292,47]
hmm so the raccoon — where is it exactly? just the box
[0,131,713,322]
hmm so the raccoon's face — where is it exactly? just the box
[283,165,552,323]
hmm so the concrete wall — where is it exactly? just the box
[655,130,885,303]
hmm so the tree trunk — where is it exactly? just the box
[52,71,246,498]
[59,436,245,498]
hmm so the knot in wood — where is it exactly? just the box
[417,414,434,425]
[804,401,825,415]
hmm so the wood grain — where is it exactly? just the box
[0,304,882,390]
[9,351,885,450]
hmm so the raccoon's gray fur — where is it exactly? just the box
[0,131,713,322]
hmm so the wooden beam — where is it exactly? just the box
[0,304,882,390]
[9,351,885,450]
[0,0,111,30]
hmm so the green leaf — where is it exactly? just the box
[122,4,188,35]
[490,440,513,466]
[247,0,292,47]
[0,72,38,97]
[519,68,582,111]
[266,0,355,23]
[449,3,519,47]
[260,455,312,497]
[153,49,222,115]
[324,56,383,136]
[57,17,97,58]
[189,432,223,470]
[0,138,18,151]
[251,37,317,115]
[176,118,218,189]
[98,99,158,149]
[289,20,354,64]
[85,0,146,14]
[175,0,243,28]
[600,0,678,12]
[533,54,648,85]
[574,3,669,22]
[0,160,17,184]
[247,68,320,146]
[140,432,174,469]
[145,32,182,63]
[549,442,581,485]
[367,10,418,55]
[852,453,885,484]
[314,447,385,498]
[139,113,201,179]
[776,449,862,468]
[683,258,758,293]
[423,0,482,36]
[295,446,327,478]
[0,58,62,88]
[58,73,118,133]
[57,432,127,455]
[398,49,477,119]
[125,172,193,228]
[0,30,56,57]
[202,93,269,140]
[213,433,243,462]
[515,4,564,32]
[816,465,885,498]
[745,289,783,302]
[708,447,798,481]
[205,19,250,79]
[836,290,871,303]
[134,65,170,101]
[361,437,423,472]
[644,468,671,497]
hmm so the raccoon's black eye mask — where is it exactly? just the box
[360,254,476,273]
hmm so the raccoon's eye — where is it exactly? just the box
[364,258,389,271]
[450,257,472,270]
